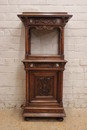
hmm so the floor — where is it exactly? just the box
[0,108,87,130]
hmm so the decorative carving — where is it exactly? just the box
[21,17,27,26]
[34,18,56,24]
[28,18,56,24]
[38,77,51,96]
[28,18,62,25]
[35,26,54,30]
[27,18,64,30]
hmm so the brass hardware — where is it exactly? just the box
[30,19,33,23]
[56,63,59,67]
[30,64,33,67]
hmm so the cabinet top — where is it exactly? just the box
[18,12,72,18]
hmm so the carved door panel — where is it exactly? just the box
[29,71,58,103]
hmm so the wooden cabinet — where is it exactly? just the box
[17,12,72,120]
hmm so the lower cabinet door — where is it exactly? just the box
[29,71,58,103]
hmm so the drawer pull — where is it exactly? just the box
[30,19,33,23]
[56,63,59,67]
[30,64,33,67]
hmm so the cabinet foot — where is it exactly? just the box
[24,117,30,121]
[57,117,64,121]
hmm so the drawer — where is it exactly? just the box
[28,63,60,68]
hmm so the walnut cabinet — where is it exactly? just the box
[17,12,72,120]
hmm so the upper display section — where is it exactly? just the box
[17,12,72,59]
[17,12,72,27]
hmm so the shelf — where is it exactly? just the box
[22,59,67,63]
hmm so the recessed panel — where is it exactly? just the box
[35,76,54,96]
[31,29,59,55]
[30,71,57,102]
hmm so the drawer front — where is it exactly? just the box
[28,63,60,68]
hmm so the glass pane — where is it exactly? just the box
[31,29,58,55]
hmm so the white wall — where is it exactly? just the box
[0,0,87,108]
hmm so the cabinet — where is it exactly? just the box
[17,12,72,120]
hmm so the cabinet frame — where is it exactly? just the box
[17,12,72,120]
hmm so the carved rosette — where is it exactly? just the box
[38,77,51,96]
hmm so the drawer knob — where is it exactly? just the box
[30,19,33,23]
[56,63,59,67]
[30,64,33,67]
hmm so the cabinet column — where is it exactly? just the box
[61,27,64,56]
[58,71,63,105]
[25,26,31,58]
[26,70,29,106]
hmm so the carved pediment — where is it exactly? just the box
[17,12,72,27]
